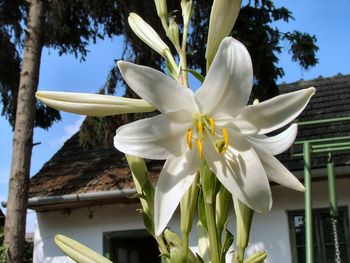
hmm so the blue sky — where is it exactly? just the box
[0,1,349,232]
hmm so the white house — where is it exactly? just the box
[25,74,350,262]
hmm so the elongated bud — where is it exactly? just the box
[164,229,197,263]
[244,251,267,263]
[55,235,112,263]
[125,155,154,216]
[181,0,193,26]
[167,16,181,50]
[206,0,242,69]
[36,91,155,116]
[215,185,231,237]
[128,13,170,57]
[154,0,167,18]
[234,198,254,261]
[200,161,217,204]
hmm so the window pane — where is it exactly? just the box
[294,215,305,245]
[340,244,350,263]
[117,248,128,263]
[325,244,349,263]
[292,214,318,246]
[296,246,320,263]
[289,207,350,263]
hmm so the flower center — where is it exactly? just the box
[186,114,229,159]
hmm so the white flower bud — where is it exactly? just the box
[167,16,180,50]
[154,0,168,19]
[206,0,242,69]
[128,13,170,57]
[36,91,155,116]
[181,0,193,26]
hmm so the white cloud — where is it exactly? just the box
[50,116,85,149]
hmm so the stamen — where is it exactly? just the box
[222,128,229,145]
[196,139,203,160]
[209,117,215,135]
[222,128,229,154]
[197,121,204,138]
[186,128,193,149]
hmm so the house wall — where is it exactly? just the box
[33,177,350,263]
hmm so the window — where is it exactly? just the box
[288,207,350,263]
[103,230,161,263]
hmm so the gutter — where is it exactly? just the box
[1,188,137,208]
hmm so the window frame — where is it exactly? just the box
[287,206,350,263]
[103,229,160,263]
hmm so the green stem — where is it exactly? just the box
[179,22,189,88]
[204,201,220,263]
[179,51,189,88]
[182,23,189,53]
[238,247,245,263]
[160,17,169,33]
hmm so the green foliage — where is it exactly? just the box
[0,227,33,263]
[0,227,7,263]
[0,0,126,129]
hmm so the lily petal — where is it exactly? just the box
[114,111,192,160]
[154,149,200,235]
[254,148,305,192]
[117,61,198,114]
[247,124,298,155]
[36,91,155,116]
[196,37,253,117]
[203,131,272,213]
[235,87,316,135]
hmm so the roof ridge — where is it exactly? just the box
[279,73,350,87]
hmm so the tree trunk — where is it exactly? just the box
[3,0,46,262]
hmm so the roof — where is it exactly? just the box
[28,74,350,210]
[278,74,350,171]
[29,132,162,198]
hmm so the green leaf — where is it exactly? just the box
[55,234,112,263]
[198,189,207,230]
[221,229,234,263]
[141,211,155,235]
[184,68,205,83]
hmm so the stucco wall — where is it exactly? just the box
[33,177,350,262]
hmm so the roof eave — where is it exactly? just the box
[2,188,137,212]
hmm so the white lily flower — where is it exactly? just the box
[114,37,315,235]
[36,91,155,116]
[206,0,242,68]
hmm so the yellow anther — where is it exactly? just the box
[196,139,203,160]
[222,128,229,146]
[186,128,193,149]
[209,117,215,135]
[197,121,204,138]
